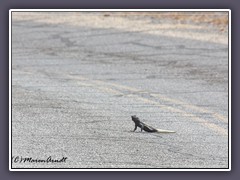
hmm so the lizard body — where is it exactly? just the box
[131,115,175,133]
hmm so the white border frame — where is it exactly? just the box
[9,9,231,171]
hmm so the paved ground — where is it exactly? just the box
[11,12,229,169]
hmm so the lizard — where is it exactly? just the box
[131,115,175,133]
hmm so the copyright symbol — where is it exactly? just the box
[12,156,19,163]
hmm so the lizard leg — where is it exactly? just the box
[133,125,137,132]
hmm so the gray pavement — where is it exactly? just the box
[11,12,229,169]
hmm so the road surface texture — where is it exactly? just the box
[11,12,229,169]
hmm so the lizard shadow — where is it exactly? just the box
[125,130,163,138]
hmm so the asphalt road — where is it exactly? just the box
[11,12,229,169]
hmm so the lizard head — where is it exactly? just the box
[131,115,139,122]
[131,115,137,119]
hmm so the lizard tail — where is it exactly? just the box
[156,129,175,133]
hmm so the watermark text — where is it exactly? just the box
[12,156,67,164]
